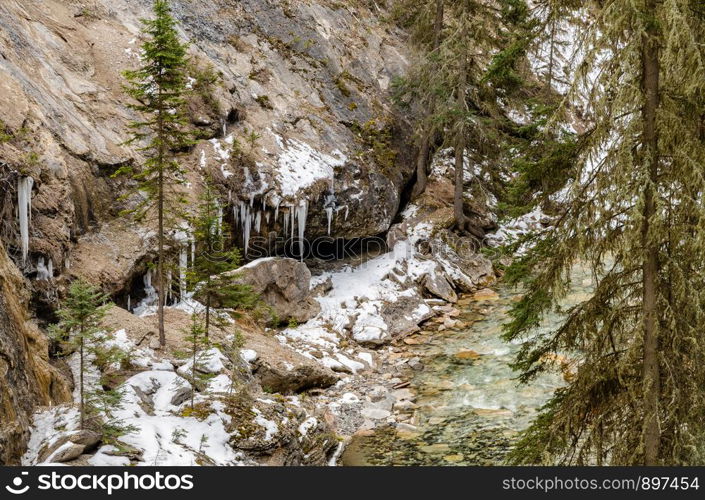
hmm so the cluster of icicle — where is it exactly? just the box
[130,228,195,315]
[201,135,352,260]
[232,190,349,261]
[233,196,310,260]
[16,176,55,280]
[17,176,33,266]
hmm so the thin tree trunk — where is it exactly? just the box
[411,0,444,200]
[453,32,468,232]
[79,328,84,429]
[205,279,211,339]
[641,0,660,466]
[191,335,196,409]
[547,18,556,92]
[411,133,431,199]
[157,107,166,348]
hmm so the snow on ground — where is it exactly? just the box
[22,406,80,465]
[23,326,253,467]
[176,347,229,377]
[112,369,246,466]
[88,446,131,466]
[104,329,165,370]
[277,237,436,368]
[485,207,549,250]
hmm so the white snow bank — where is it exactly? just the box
[115,370,244,466]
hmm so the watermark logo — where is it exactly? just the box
[5,472,30,495]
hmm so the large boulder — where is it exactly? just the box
[430,229,495,293]
[224,392,337,465]
[38,430,101,464]
[225,258,320,324]
[243,329,338,394]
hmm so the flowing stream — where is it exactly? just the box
[341,267,594,466]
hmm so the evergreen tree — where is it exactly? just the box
[188,177,257,337]
[183,313,209,409]
[504,0,705,465]
[396,0,546,234]
[116,0,191,347]
[50,280,110,429]
[393,0,445,200]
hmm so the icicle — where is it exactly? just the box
[17,176,34,266]
[283,208,289,235]
[265,212,271,224]
[324,193,336,236]
[296,200,308,260]
[274,200,280,222]
[137,268,158,315]
[47,258,53,279]
[233,204,239,228]
[228,189,232,203]
[190,239,196,267]
[249,193,255,207]
[239,201,253,254]
[166,269,172,304]
[290,205,296,241]
[325,207,333,236]
[36,257,50,281]
[222,121,227,137]
[254,211,262,233]
[127,295,131,312]
[179,245,188,301]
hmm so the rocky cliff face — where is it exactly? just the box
[0,242,72,464]
[0,0,413,463]
[0,0,411,286]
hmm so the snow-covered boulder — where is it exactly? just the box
[222,257,320,323]
[37,429,101,464]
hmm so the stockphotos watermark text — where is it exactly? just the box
[4,470,194,495]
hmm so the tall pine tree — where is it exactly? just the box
[189,177,257,337]
[505,0,705,465]
[49,280,110,429]
[116,0,190,347]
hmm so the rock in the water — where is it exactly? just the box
[454,350,481,361]
[473,288,500,301]
[431,230,495,293]
[422,270,458,303]
[222,258,320,323]
[408,357,424,371]
[392,388,415,402]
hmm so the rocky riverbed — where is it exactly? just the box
[339,266,594,466]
